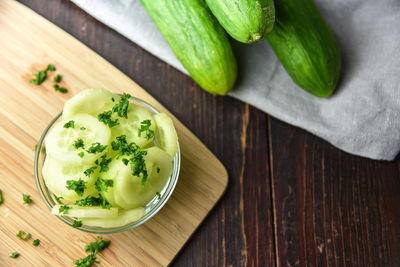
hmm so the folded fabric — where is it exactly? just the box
[72,0,400,160]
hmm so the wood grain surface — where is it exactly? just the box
[0,1,227,266]
[12,0,400,266]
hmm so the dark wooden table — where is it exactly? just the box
[17,1,400,266]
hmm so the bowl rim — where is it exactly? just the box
[34,96,181,234]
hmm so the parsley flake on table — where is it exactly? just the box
[66,179,87,196]
[22,194,33,204]
[53,74,62,82]
[32,239,40,246]
[53,84,68,93]
[86,142,107,154]
[85,236,111,255]
[16,230,31,241]
[73,138,85,149]
[10,252,19,259]
[59,205,71,214]
[0,189,3,205]
[63,120,75,128]
[94,178,113,192]
[46,64,56,71]
[138,119,154,140]
[112,93,131,118]
[98,110,119,128]
[73,253,98,267]
[72,220,83,228]
[84,166,97,177]
[30,70,47,85]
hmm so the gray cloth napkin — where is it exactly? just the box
[71,0,400,160]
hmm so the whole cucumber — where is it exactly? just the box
[267,0,341,97]
[205,0,275,43]
[140,0,237,95]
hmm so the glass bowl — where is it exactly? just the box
[34,97,181,234]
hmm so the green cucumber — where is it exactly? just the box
[266,0,341,97]
[205,0,275,43]
[140,0,237,95]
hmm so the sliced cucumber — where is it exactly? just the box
[81,207,145,228]
[51,205,118,218]
[110,103,155,148]
[43,156,96,201]
[153,113,178,157]
[45,114,111,165]
[63,88,119,118]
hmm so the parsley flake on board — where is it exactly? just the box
[85,236,111,255]
[59,205,71,214]
[138,120,154,140]
[32,239,40,246]
[95,178,113,192]
[0,189,3,205]
[73,253,98,267]
[112,93,131,118]
[66,179,87,196]
[53,74,62,82]
[46,64,56,71]
[63,120,75,128]
[86,142,107,154]
[30,70,47,85]
[98,110,119,128]
[10,252,19,259]
[23,194,33,204]
[72,220,83,228]
[84,166,97,177]
[73,138,85,149]
[16,230,31,241]
[53,84,68,93]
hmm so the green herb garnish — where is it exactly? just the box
[75,195,111,210]
[111,97,115,102]
[84,166,97,177]
[55,196,64,203]
[17,230,31,241]
[129,149,148,186]
[78,152,85,158]
[98,111,119,128]
[10,252,19,259]
[112,93,131,118]
[122,158,129,165]
[73,254,98,267]
[72,220,83,228]
[138,120,154,140]
[156,192,161,200]
[85,236,111,255]
[63,120,75,128]
[32,239,40,246]
[23,194,33,204]
[66,179,86,196]
[97,154,112,173]
[46,64,56,71]
[80,127,86,130]
[30,70,47,85]
[157,168,160,173]
[94,178,113,192]
[53,74,62,82]
[59,205,71,214]
[86,143,107,154]
[111,135,137,157]
[73,138,85,149]
[53,84,68,93]
[0,189,3,205]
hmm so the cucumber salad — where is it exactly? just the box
[43,88,178,228]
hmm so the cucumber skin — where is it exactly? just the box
[140,0,237,95]
[205,0,275,43]
[267,0,341,97]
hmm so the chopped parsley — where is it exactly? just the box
[75,195,111,210]
[72,220,83,228]
[84,166,97,177]
[122,158,129,165]
[157,167,160,173]
[111,135,137,157]
[94,178,113,192]
[78,152,85,158]
[73,253,98,267]
[53,84,68,93]
[23,194,33,204]
[66,179,87,196]
[0,189,3,205]
[86,143,107,154]
[96,154,112,173]
[16,230,31,241]
[80,127,86,131]
[55,196,64,203]
[112,93,131,118]
[46,64,56,71]
[32,239,40,246]
[59,205,71,214]
[10,252,19,259]
[111,97,115,102]
[138,120,154,140]
[63,120,75,128]
[41,146,46,154]
[98,110,119,128]
[73,138,85,149]
[156,192,161,200]
[84,236,110,255]
[129,149,148,186]
[30,70,47,85]
[53,74,62,82]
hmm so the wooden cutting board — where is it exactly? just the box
[0,1,228,266]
